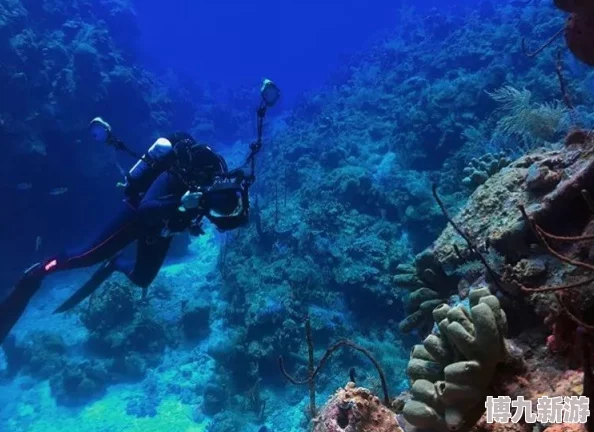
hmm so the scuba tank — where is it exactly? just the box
[124,137,175,197]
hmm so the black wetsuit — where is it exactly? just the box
[0,150,200,345]
[0,134,244,345]
[49,169,194,287]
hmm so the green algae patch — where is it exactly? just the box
[8,382,206,432]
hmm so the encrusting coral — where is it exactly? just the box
[313,382,402,432]
[402,287,508,432]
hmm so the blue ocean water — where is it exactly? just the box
[0,0,593,431]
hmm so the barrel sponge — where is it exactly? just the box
[402,287,507,432]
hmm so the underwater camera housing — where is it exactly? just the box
[84,78,280,235]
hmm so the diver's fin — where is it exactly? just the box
[53,261,115,314]
[0,263,44,345]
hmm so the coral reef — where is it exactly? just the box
[461,153,512,191]
[1,278,173,407]
[390,120,594,432]
[2,332,66,379]
[221,7,594,394]
[395,262,447,335]
[203,382,228,416]
[2,0,594,431]
[49,360,110,406]
[181,298,211,340]
[83,280,168,360]
[414,131,594,366]
[313,382,402,432]
[417,132,594,292]
[402,287,508,432]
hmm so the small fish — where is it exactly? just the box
[31,141,47,156]
[35,236,42,252]
[49,187,68,196]
[16,182,32,191]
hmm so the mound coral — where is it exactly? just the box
[313,383,402,432]
[402,287,508,432]
[461,153,511,191]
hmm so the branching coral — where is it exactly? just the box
[402,288,508,432]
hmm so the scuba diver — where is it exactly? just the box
[0,79,281,346]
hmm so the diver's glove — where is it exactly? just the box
[118,175,143,198]
[179,191,203,212]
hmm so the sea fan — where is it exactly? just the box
[487,85,567,149]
